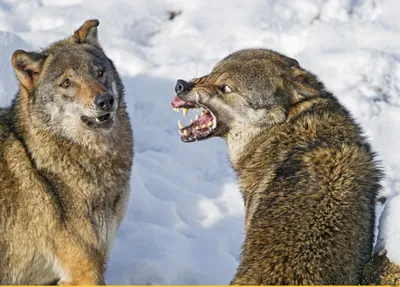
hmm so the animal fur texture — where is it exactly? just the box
[0,19,133,284]
[363,249,400,285]
[171,49,382,285]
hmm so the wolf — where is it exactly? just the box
[362,249,400,285]
[0,20,133,284]
[171,49,382,285]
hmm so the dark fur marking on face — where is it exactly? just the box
[61,94,73,102]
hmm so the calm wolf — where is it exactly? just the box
[171,49,382,284]
[0,20,133,284]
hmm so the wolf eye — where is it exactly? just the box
[97,70,104,77]
[219,85,232,93]
[61,78,71,88]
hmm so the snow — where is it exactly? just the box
[0,0,399,284]
[0,31,29,104]
[376,195,400,265]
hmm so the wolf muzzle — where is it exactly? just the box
[175,79,190,95]
[94,93,115,112]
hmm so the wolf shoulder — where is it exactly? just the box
[0,107,11,145]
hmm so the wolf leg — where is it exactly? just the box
[53,235,106,285]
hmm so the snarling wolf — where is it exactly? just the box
[171,49,382,285]
[0,20,133,284]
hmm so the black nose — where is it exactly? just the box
[175,79,189,95]
[94,93,115,111]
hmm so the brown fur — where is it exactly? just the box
[0,20,133,284]
[174,49,382,284]
[363,250,400,285]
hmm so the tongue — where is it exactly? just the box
[171,96,198,108]
[195,112,213,127]
[184,112,214,132]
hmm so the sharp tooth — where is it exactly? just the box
[195,115,199,120]
[178,130,184,135]
[190,119,194,124]
[178,120,184,129]
[183,130,189,136]
[96,118,100,123]
[174,108,180,113]
[183,108,189,117]
[202,124,207,128]
[208,121,213,127]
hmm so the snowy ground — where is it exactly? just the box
[0,0,399,284]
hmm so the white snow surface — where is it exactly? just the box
[0,0,399,284]
[376,194,400,265]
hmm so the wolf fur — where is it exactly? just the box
[0,19,133,284]
[173,49,382,285]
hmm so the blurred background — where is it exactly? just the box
[0,0,399,284]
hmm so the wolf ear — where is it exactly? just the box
[290,67,321,104]
[12,50,46,91]
[73,19,100,47]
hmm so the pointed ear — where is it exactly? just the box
[290,67,321,104]
[73,19,100,47]
[11,50,46,91]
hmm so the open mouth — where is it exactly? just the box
[81,112,115,130]
[171,96,217,142]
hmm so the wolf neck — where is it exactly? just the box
[226,125,277,230]
[226,126,265,169]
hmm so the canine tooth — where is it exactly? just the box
[183,108,189,117]
[202,124,207,128]
[183,130,189,136]
[178,120,184,129]
[175,108,180,113]
[178,130,184,135]
[190,119,194,124]
[208,121,213,127]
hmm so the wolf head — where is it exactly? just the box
[11,20,125,144]
[171,49,325,142]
